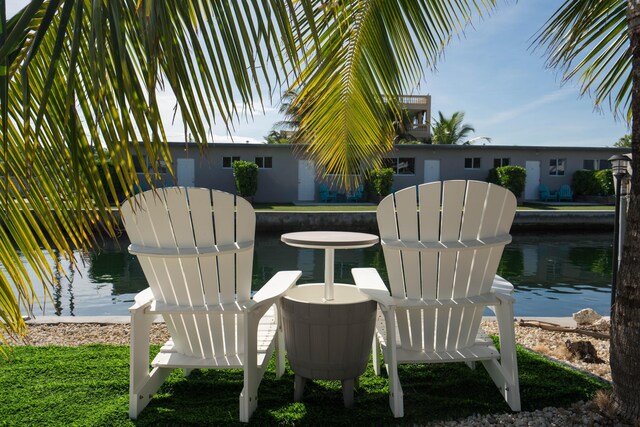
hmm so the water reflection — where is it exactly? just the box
[11,232,613,317]
[498,233,612,316]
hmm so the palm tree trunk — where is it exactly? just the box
[610,1,640,420]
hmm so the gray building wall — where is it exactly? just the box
[137,142,628,203]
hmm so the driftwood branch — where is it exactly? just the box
[517,319,609,340]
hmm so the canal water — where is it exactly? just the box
[12,232,613,318]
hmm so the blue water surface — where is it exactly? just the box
[11,232,613,317]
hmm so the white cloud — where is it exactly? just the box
[483,88,574,126]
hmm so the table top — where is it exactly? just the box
[281,231,379,249]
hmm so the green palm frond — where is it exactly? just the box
[432,110,476,144]
[0,0,497,348]
[533,0,630,121]
[0,0,300,347]
[290,0,497,186]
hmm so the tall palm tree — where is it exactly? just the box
[535,0,639,420]
[0,1,498,348]
[431,111,475,144]
[431,111,491,145]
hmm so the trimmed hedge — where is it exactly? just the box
[486,166,526,198]
[572,169,613,196]
[232,160,258,197]
[367,168,394,197]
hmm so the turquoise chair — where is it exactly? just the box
[538,184,557,202]
[558,184,573,202]
[319,183,337,202]
[346,185,364,202]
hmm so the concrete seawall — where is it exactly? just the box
[255,210,615,233]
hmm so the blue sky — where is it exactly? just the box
[193,1,630,146]
[420,1,629,147]
[9,1,629,146]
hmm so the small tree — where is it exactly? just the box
[367,168,394,198]
[594,169,614,195]
[614,134,631,148]
[232,160,258,199]
[486,166,526,198]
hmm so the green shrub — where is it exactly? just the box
[572,170,599,196]
[232,160,258,197]
[367,168,394,197]
[594,169,614,195]
[486,166,526,198]
[486,168,499,186]
[572,169,613,196]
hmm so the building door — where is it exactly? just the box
[525,161,541,200]
[423,160,440,183]
[297,160,315,201]
[177,158,195,187]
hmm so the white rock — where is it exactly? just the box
[573,308,602,325]
[591,317,611,332]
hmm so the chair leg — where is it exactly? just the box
[384,308,403,418]
[372,334,381,376]
[484,300,521,412]
[342,378,355,408]
[294,375,306,402]
[275,302,285,378]
[130,312,170,419]
[240,312,259,423]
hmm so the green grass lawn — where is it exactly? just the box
[0,344,608,426]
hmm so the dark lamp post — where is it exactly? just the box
[609,154,631,309]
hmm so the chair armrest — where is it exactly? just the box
[129,288,154,312]
[491,275,514,296]
[352,268,395,308]
[252,270,302,309]
[491,275,515,306]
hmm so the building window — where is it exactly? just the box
[493,158,510,168]
[549,158,566,176]
[222,156,240,168]
[131,155,146,173]
[153,159,169,174]
[583,159,610,171]
[465,157,481,169]
[255,156,272,168]
[383,157,415,175]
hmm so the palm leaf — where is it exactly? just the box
[0,0,300,346]
[532,0,630,120]
[289,0,497,187]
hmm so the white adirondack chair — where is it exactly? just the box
[122,187,301,422]
[352,180,521,417]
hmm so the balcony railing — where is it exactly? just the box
[398,95,430,105]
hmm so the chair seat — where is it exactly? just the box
[373,310,499,363]
[153,306,278,369]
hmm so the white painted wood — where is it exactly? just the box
[281,231,379,249]
[423,159,440,183]
[280,231,378,301]
[177,158,195,187]
[122,187,301,422]
[297,160,316,201]
[524,160,541,200]
[355,180,520,416]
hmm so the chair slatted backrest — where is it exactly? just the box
[121,187,256,359]
[377,181,516,352]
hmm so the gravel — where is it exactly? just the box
[7,318,635,426]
